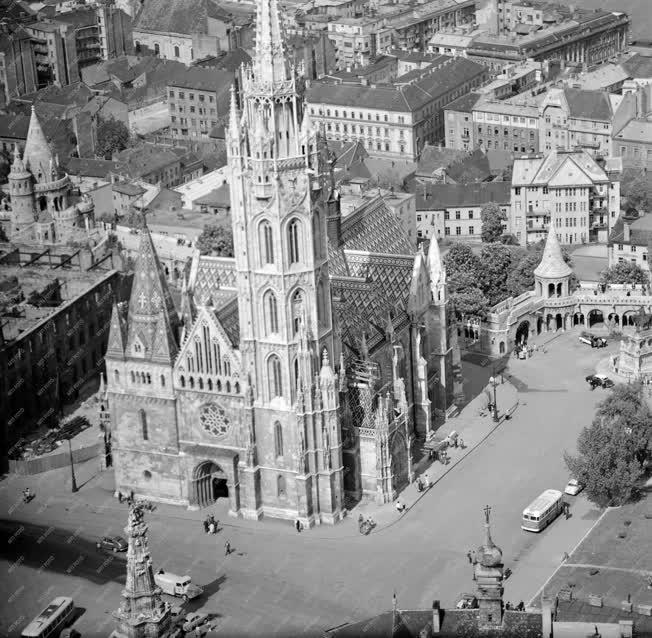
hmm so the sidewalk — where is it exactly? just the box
[1,382,519,541]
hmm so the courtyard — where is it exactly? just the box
[0,328,632,637]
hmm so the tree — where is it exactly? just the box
[0,225,8,242]
[443,243,481,281]
[620,168,652,212]
[95,116,130,159]
[564,384,651,508]
[600,262,648,286]
[0,148,11,184]
[478,243,515,305]
[480,202,505,243]
[197,224,234,257]
[449,285,490,320]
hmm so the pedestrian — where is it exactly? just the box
[424,472,430,488]
[215,519,219,532]
[203,519,209,534]
[467,550,472,564]
[358,513,364,526]
[208,521,215,535]
[395,500,405,513]
[117,491,123,503]
[416,477,423,492]
[471,550,476,564]
[453,437,458,448]
[295,519,302,533]
[225,540,231,556]
[564,502,570,520]
[458,438,465,449]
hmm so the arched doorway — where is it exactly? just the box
[537,316,543,334]
[588,309,604,327]
[192,461,228,508]
[555,313,563,330]
[390,432,408,494]
[499,341,505,354]
[623,312,636,326]
[515,320,530,345]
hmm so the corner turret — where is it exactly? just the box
[534,224,572,299]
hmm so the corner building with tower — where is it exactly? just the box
[106,0,461,526]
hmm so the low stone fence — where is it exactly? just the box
[9,442,103,476]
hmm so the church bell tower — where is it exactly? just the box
[227,0,344,524]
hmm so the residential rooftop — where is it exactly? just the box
[613,118,652,144]
[416,181,511,210]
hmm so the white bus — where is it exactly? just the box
[521,489,563,532]
[21,597,75,638]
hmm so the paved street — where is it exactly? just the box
[0,330,618,637]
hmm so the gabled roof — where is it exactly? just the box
[443,91,482,114]
[563,88,612,122]
[512,150,608,187]
[446,148,492,184]
[608,213,652,247]
[416,181,511,210]
[416,145,467,178]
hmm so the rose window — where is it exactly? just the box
[200,403,230,437]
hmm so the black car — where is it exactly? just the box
[96,535,128,552]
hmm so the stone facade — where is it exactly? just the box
[107,0,461,524]
[3,107,94,244]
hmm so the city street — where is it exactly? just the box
[0,330,617,637]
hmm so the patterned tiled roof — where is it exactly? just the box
[192,256,237,305]
[341,196,414,254]
[215,297,239,347]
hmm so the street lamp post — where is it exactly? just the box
[489,369,499,423]
[67,438,78,493]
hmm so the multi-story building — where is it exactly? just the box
[0,248,125,473]
[307,56,488,160]
[416,181,510,241]
[326,0,476,69]
[467,8,629,70]
[0,22,38,107]
[133,0,255,65]
[539,87,637,157]
[23,5,132,88]
[510,149,621,246]
[608,210,652,275]
[445,92,540,152]
[613,119,652,172]
[107,0,462,522]
[167,67,233,140]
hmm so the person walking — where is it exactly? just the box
[564,502,570,520]
[295,519,302,533]
[225,540,231,556]
[395,500,405,513]
[424,472,430,488]
[208,521,215,535]
[466,550,472,564]
[203,519,209,534]
[117,491,123,503]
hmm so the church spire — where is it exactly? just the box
[253,0,290,84]
[23,106,53,182]
[534,224,572,279]
[125,228,179,360]
[228,84,240,144]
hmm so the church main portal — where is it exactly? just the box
[193,461,228,508]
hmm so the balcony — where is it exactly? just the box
[253,181,274,199]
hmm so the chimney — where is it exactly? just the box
[623,220,631,242]
[541,596,553,638]
[432,601,441,634]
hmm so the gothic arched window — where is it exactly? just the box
[114,370,119,383]
[277,474,286,498]
[174,45,180,57]
[293,358,300,390]
[291,289,304,335]
[274,421,283,458]
[288,219,301,264]
[312,209,322,259]
[139,409,148,440]
[154,43,160,55]
[317,279,327,326]
[268,355,283,399]
[264,290,279,335]
[160,374,165,387]
[260,220,274,265]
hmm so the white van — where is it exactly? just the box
[154,570,203,601]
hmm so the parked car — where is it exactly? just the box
[564,478,584,496]
[594,374,614,388]
[456,593,478,609]
[154,571,203,601]
[182,612,209,633]
[96,536,128,552]
[579,332,607,348]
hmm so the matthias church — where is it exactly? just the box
[106,0,462,525]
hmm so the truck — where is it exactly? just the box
[154,570,203,601]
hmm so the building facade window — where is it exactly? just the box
[264,291,279,335]
[274,421,283,457]
[268,355,283,398]
[260,220,274,264]
[139,409,148,440]
[288,219,301,264]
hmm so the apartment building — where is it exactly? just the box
[326,0,476,69]
[0,23,38,107]
[445,92,540,152]
[23,5,132,88]
[415,181,511,241]
[510,150,621,246]
[539,87,636,157]
[608,212,652,275]
[613,120,652,172]
[167,67,233,140]
[307,56,488,160]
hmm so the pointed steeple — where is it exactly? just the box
[228,84,240,144]
[407,247,428,313]
[23,106,54,182]
[106,301,128,360]
[427,235,444,286]
[125,229,179,359]
[253,0,290,84]
[151,307,179,365]
[534,224,572,279]
[9,144,29,178]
